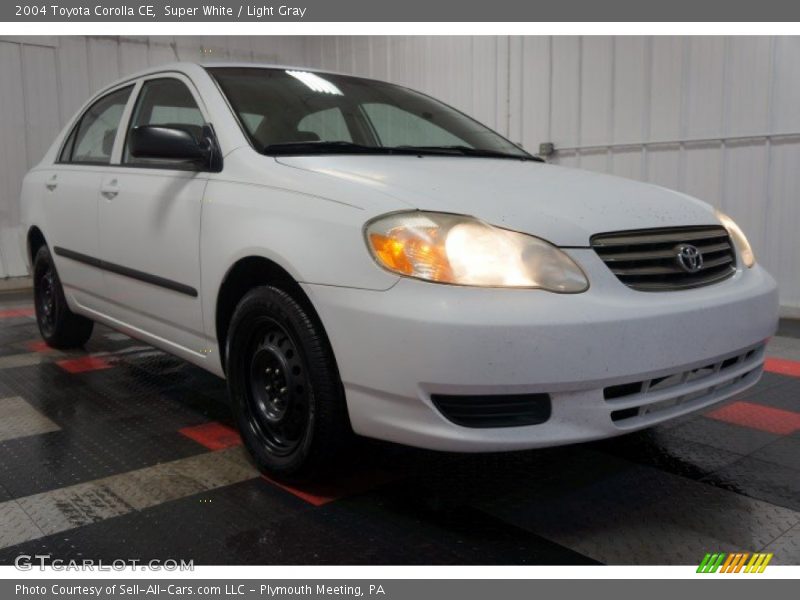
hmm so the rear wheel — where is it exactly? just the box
[226,285,350,479]
[32,245,93,348]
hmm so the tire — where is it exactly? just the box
[226,285,351,479]
[32,245,94,349]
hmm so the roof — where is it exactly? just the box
[90,61,388,101]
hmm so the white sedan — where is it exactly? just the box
[20,63,779,477]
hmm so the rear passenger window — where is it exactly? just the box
[123,78,204,165]
[60,86,133,164]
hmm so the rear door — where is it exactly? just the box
[96,74,209,351]
[45,84,134,306]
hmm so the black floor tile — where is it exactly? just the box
[0,375,18,399]
[591,429,746,479]
[703,456,800,513]
[301,487,598,565]
[751,436,800,470]
[0,427,206,499]
[738,377,800,412]
[0,362,94,398]
[0,328,44,356]
[668,417,781,455]
[0,366,224,499]
[777,318,800,339]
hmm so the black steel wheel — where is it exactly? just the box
[246,318,311,457]
[226,285,350,479]
[32,245,93,348]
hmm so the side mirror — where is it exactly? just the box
[128,125,209,164]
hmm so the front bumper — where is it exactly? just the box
[302,250,779,452]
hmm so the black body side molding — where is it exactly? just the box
[53,247,198,298]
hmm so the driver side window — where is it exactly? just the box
[123,78,204,166]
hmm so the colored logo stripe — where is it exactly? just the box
[733,553,749,573]
[720,553,736,572]
[697,553,726,573]
[697,552,773,573]
[723,553,749,573]
[745,553,773,573]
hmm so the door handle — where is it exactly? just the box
[100,179,120,200]
[45,175,57,191]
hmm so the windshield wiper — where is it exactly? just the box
[263,141,400,156]
[263,141,544,162]
[394,145,543,162]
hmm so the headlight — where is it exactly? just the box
[715,210,755,268]
[365,211,589,292]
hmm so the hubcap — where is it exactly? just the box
[245,320,310,456]
[252,348,291,422]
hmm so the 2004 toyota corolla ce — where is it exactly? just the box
[20,63,779,477]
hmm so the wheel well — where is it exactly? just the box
[27,226,47,263]
[216,257,315,370]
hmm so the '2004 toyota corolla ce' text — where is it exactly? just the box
[19,63,779,477]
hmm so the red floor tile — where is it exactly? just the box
[765,357,800,378]
[179,422,242,451]
[262,467,402,507]
[27,340,53,353]
[56,356,113,373]
[0,307,35,319]
[706,400,800,435]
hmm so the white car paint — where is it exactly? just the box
[20,62,779,452]
[275,154,719,247]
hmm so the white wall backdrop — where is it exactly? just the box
[1,36,798,313]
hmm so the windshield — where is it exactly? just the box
[207,67,534,160]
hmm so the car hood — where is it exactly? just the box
[276,155,719,246]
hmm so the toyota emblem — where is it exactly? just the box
[676,244,704,273]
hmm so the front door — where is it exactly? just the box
[97,75,209,352]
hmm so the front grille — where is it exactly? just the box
[603,343,765,428]
[431,393,551,428]
[591,226,736,291]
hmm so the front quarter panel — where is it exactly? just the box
[200,177,400,341]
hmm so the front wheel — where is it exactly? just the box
[32,245,94,349]
[226,286,351,479]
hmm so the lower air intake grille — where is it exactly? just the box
[431,393,551,428]
[591,225,736,291]
[603,343,765,428]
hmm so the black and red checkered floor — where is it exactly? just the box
[0,290,798,565]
